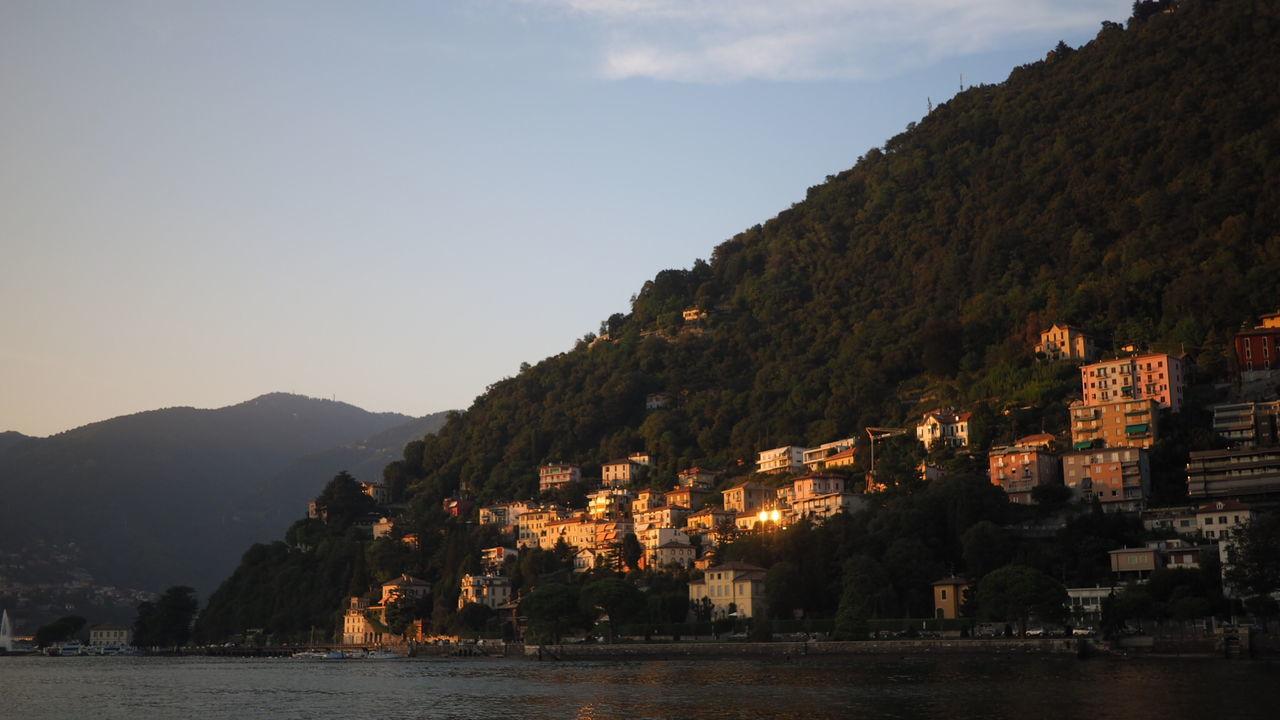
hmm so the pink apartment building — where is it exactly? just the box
[1080,353,1185,412]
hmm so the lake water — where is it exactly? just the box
[1,654,1277,719]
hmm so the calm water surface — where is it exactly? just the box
[1,654,1276,719]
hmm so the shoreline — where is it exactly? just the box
[518,637,1086,661]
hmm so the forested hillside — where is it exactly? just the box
[398,0,1279,506]
[196,0,1280,642]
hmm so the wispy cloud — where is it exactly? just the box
[513,1,1129,82]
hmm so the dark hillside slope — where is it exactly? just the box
[390,1,1279,508]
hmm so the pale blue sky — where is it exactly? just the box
[0,1,1131,436]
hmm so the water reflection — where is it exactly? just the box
[1,654,1277,719]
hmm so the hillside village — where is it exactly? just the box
[326,312,1280,648]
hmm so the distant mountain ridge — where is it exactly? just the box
[0,393,448,598]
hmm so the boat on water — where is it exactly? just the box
[97,643,139,656]
[365,649,402,660]
[46,640,86,656]
[291,649,345,659]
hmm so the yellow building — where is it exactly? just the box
[687,561,768,619]
[931,577,969,619]
[1036,323,1098,362]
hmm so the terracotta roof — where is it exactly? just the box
[709,561,767,573]
[1195,500,1252,513]
[384,574,429,587]
[1015,433,1056,447]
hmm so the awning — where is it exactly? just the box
[1125,423,1150,434]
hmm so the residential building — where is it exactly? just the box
[1079,353,1185,412]
[372,517,395,539]
[721,481,771,514]
[1195,499,1256,593]
[791,474,845,501]
[1211,401,1280,448]
[573,547,599,574]
[802,438,859,472]
[1036,323,1099,362]
[538,464,581,492]
[790,492,864,522]
[1141,505,1199,535]
[342,596,379,645]
[88,624,132,647]
[635,524,681,546]
[757,446,807,474]
[481,546,518,571]
[442,496,474,518]
[645,393,670,410]
[479,501,532,529]
[516,505,568,548]
[542,516,597,551]
[629,452,652,466]
[633,488,665,514]
[586,488,633,520]
[916,409,971,449]
[687,561,768,619]
[736,508,785,532]
[1194,500,1254,568]
[1195,500,1253,541]
[1108,545,1160,583]
[1108,539,1206,583]
[1062,448,1151,512]
[342,574,431,645]
[932,577,969,620]
[1067,586,1120,625]
[601,459,640,487]
[652,540,696,569]
[682,307,708,322]
[379,574,431,606]
[1069,398,1159,450]
[677,467,717,489]
[458,574,511,610]
[665,485,712,511]
[684,507,737,545]
[633,505,690,533]
[1186,447,1280,504]
[988,435,1060,504]
[360,482,389,505]
[1234,311,1280,381]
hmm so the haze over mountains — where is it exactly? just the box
[0,393,448,601]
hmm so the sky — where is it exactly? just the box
[0,0,1133,437]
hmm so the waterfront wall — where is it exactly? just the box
[527,637,1081,660]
